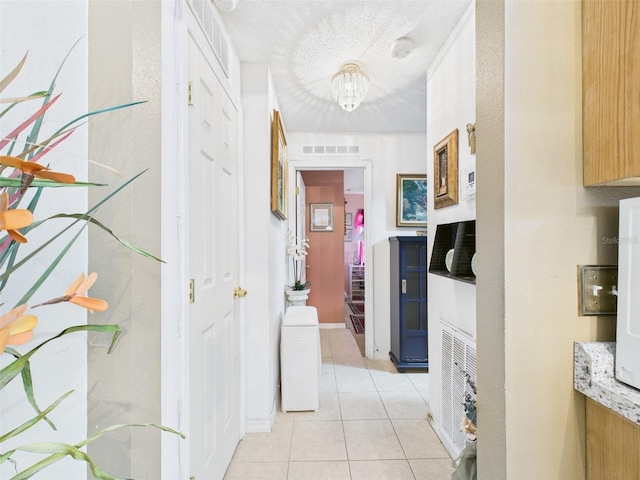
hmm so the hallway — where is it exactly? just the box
[224,328,453,479]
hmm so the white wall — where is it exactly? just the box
[426,2,476,448]
[477,1,640,478]
[287,132,427,358]
[0,2,88,478]
[241,63,288,431]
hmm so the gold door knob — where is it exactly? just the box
[233,287,247,298]
[306,264,311,269]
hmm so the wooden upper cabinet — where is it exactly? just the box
[583,0,640,186]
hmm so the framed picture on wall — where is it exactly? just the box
[396,174,427,227]
[344,229,353,242]
[433,129,459,209]
[345,212,353,227]
[271,110,287,220]
[310,203,334,231]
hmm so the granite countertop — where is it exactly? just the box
[574,342,640,425]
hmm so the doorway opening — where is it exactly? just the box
[288,159,373,358]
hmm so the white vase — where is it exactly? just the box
[286,288,310,306]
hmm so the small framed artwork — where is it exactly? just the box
[345,212,353,227]
[396,174,427,227]
[344,229,353,242]
[271,110,287,220]
[310,203,334,232]
[433,129,459,209]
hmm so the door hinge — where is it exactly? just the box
[189,278,195,303]
[190,476,195,480]
[296,186,300,195]
[188,81,194,106]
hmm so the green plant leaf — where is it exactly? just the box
[0,178,106,188]
[0,325,121,391]
[0,390,72,443]
[0,51,28,95]
[3,423,184,480]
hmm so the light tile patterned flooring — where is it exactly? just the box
[224,326,453,479]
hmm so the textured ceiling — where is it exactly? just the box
[218,0,471,133]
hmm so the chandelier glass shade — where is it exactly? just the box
[331,63,369,112]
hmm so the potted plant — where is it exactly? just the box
[285,229,310,306]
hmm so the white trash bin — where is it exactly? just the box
[280,306,320,412]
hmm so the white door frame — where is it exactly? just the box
[287,158,374,358]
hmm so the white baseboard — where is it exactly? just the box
[319,323,346,329]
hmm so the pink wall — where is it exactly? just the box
[343,193,364,290]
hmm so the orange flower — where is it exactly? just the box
[31,272,109,312]
[0,191,34,243]
[64,272,108,312]
[0,155,75,194]
[0,304,38,354]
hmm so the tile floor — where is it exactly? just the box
[224,322,453,480]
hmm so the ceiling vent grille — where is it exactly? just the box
[190,0,230,77]
[301,145,360,156]
[440,321,476,457]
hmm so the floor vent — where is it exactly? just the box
[301,145,360,156]
[440,321,477,456]
[190,0,230,77]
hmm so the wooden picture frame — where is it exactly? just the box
[271,110,287,220]
[310,203,334,231]
[433,129,459,209]
[396,174,427,227]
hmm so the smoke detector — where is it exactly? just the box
[390,37,413,59]
[214,0,239,11]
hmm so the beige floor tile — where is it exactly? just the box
[409,458,456,480]
[391,418,451,459]
[224,461,289,479]
[364,357,398,373]
[379,391,428,419]
[290,420,347,461]
[343,419,405,460]
[339,391,387,420]
[321,358,334,373]
[349,459,416,480]
[320,371,338,393]
[287,391,341,421]
[287,461,351,480]
[406,373,429,394]
[368,369,419,392]
[231,420,293,462]
[335,371,377,392]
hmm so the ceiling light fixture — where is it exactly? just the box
[331,63,369,113]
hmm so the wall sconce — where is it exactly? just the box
[466,123,476,154]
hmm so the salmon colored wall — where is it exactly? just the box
[302,171,345,324]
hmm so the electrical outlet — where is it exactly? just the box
[578,265,618,315]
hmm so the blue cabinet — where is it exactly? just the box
[389,236,428,372]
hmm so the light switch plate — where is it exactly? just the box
[578,265,618,315]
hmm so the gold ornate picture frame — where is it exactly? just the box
[433,129,459,209]
[396,174,427,227]
[271,109,287,220]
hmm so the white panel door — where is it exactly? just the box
[188,35,240,480]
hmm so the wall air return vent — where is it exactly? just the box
[440,321,477,457]
[300,145,360,156]
[190,0,230,77]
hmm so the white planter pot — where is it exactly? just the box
[286,288,310,306]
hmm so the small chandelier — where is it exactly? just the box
[331,63,369,112]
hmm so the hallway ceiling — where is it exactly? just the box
[217,0,471,133]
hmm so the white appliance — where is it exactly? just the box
[616,197,640,389]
